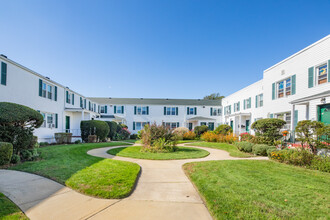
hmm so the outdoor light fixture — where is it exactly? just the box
[321,97,326,104]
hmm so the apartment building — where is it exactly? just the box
[0,35,329,142]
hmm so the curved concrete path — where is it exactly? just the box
[0,143,268,220]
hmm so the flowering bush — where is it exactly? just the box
[201,131,238,144]
[172,127,189,140]
[239,132,254,142]
[201,131,218,142]
[183,131,196,140]
[214,124,232,135]
[282,130,289,137]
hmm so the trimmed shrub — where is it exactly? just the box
[310,156,330,173]
[21,148,39,161]
[55,133,72,144]
[106,121,118,140]
[130,134,138,140]
[39,142,49,147]
[235,141,254,153]
[216,134,237,144]
[10,154,20,164]
[74,140,81,144]
[214,124,232,135]
[81,120,110,142]
[0,142,13,165]
[266,146,278,156]
[252,144,271,156]
[201,131,218,142]
[251,118,286,145]
[194,125,209,137]
[0,102,43,155]
[239,132,254,142]
[173,127,189,140]
[183,131,196,140]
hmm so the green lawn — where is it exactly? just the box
[186,142,254,158]
[108,146,209,160]
[177,140,202,144]
[0,193,28,220]
[184,160,330,219]
[121,139,139,143]
[9,142,140,199]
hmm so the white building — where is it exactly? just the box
[0,35,329,142]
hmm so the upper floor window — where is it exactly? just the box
[39,79,57,101]
[224,105,231,115]
[187,107,197,115]
[317,63,328,85]
[243,98,251,109]
[135,106,149,115]
[114,105,124,114]
[164,107,178,115]
[66,91,72,104]
[256,94,263,108]
[100,106,105,113]
[47,85,53,99]
[210,107,221,116]
[234,102,240,112]
[277,77,291,98]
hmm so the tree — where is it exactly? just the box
[251,118,286,145]
[203,93,225,100]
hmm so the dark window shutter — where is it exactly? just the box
[291,74,296,95]
[177,122,179,127]
[80,97,82,107]
[194,107,197,115]
[114,106,117,114]
[105,105,108,113]
[39,79,43,96]
[328,60,330,82]
[133,122,135,130]
[255,95,258,108]
[248,97,251,108]
[66,91,69,103]
[134,106,137,115]
[176,107,178,115]
[55,113,58,128]
[238,102,240,111]
[1,62,7,85]
[187,107,189,115]
[122,106,124,114]
[54,86,57,101]
[272,83,275,100]
[72,94,74,105]
[164,107,166,115]
[146,106,149,115]
[308,67,314,88]
[270,114,273,118]
[210,107,213,116]
[84,99,86,109]
[244,100,246,110]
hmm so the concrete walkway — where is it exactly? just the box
[0,144,268,220]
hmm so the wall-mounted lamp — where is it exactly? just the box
[321,97,326,104]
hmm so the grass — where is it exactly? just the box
[121,139,139,143]
[186,142,254,158]
[184,160,330,220]
[0,193,28,220]
[108,146,209,160]
[9,142,140,199]
[177,140,202,144]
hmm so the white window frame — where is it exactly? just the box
[212,108,222,116]
[40,111,55,129]
[275,112,291,130]
[136,106,148,115]
[316,63,328,85]
[164,122,179,129]
[47,85,52,100]
[135,122,148,131]
[277,78,291,99]
[116,105,123,114]
[188,107,195,115]
[165,107,177,115]
[100,106,105,113]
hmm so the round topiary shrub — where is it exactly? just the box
[214,124,233,135]
[0,102,43,155]
[0,142,13,165]
[252,144,271,156]
[173,127,189,140]
[251,118,286,145]
[80,120,110,142]
[105,121,118,140]
[194,125,209,137]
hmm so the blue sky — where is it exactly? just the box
[1,0,329,98]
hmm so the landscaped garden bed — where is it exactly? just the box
[9,142,140,199]
[184,160,330,219]
[107,146,209,160]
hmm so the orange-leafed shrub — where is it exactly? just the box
[201,131,238,144]
[201,131,218,142]
[183,131,196,140]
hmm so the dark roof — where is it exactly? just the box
[88,97,222,106]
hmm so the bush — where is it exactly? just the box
[55,133,72,144]
[0,102,43,155]
[235,141,254,153]
[239,132,254,142]
[214,124,232,135]
[295,120,328,154]
[106,121,118,140]
[252,144,272,156]
[183,131,196,140]
[310,156,330,173]
[0,142,13,165]
[21,148,39,161]
[216,133,238,144]
[173,127,189,140]
[194,125,209,137]
[74,140,81,144]
[10,154,20,164]
[130,134,138,139]
[140,123,178,152]
[266,146,278,156]
[251,118,286,145]
[81,120,110,142]
[201,131,218,142]
[39,142,49,147]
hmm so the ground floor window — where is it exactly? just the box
[275,112,291,130]
[163,122,179,129]
[40,112,56,128]
[135,122,148,130]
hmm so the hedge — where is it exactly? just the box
[0,142,13,165]
[80,120,110,142]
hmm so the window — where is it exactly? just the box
[224,105,231,115]
[47,85,52,99]
[275,112,291,130]
[135,106,149,115]
[164,107,178,115]
[211,107,221,116]
[42,83,47,98]
[234,102,240,112]
[135,122,148,130]
[256,94,263,108]
[277,78,291,98]
[243,98,251,109]
[163,122,179,129]
[40,112,56,128]
[114,105,124,114]
[100,106,105,113]
[200,122,207,126]
[317,63,328,85]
